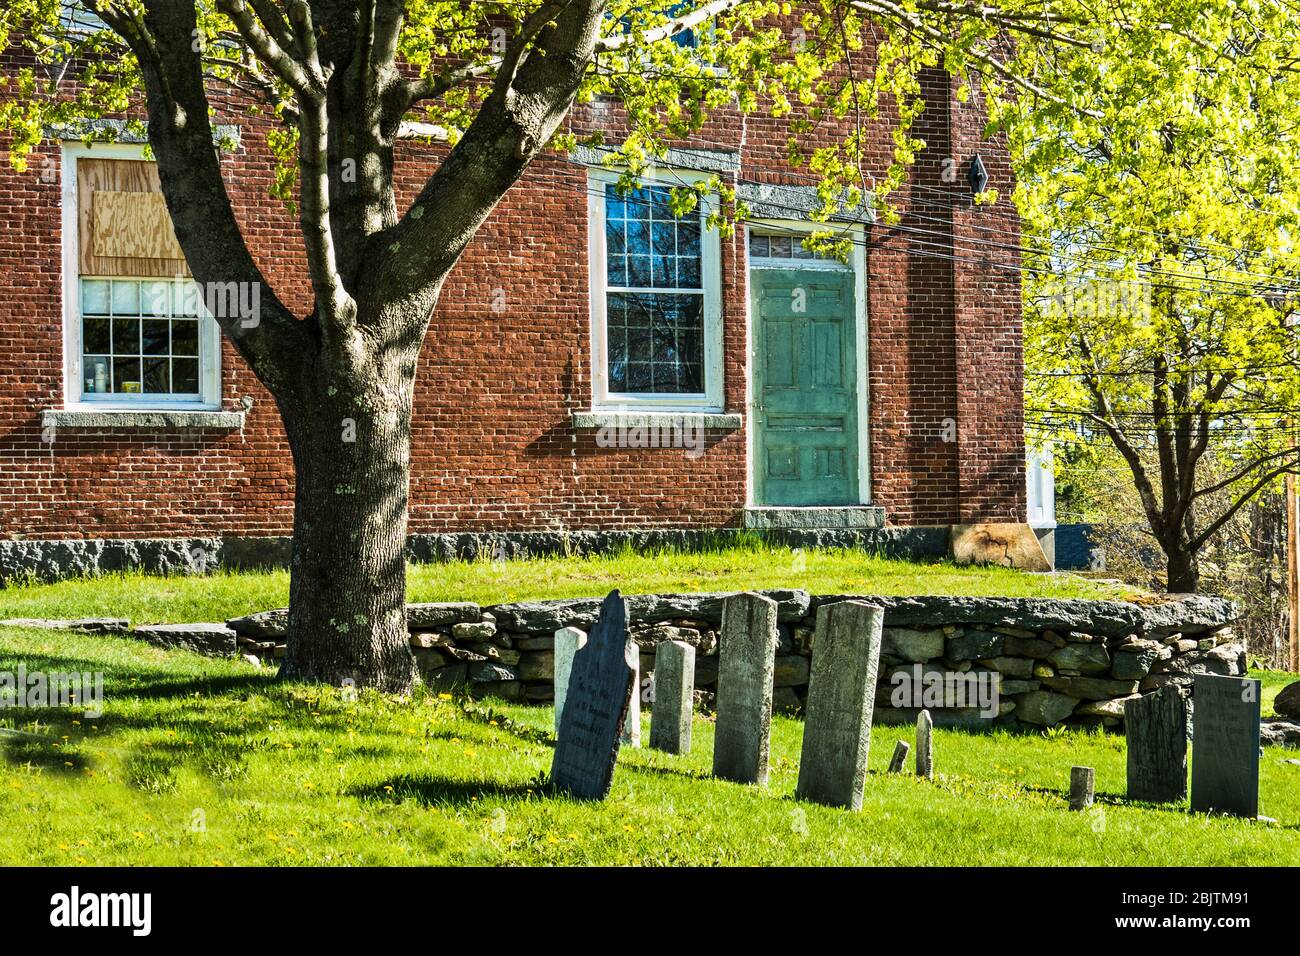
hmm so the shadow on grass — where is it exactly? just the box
[349,773,543,807]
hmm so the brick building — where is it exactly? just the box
[0,33,1029,577]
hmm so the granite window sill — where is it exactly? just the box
[571,411,743,430]
[43,409,246,430]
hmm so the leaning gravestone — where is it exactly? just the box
[550,591,637,800]
[1125,686,1188,803]
[796,601,884,809]
[1190,674,1261,818]
[887,740,911,774]
[915,709,934,780]
[552,626,587,735]
[713,592,779,785]
[649,640,695,754]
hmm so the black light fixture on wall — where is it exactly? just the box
[967,154,989,197]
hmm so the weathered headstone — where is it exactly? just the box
[552,626,587,735]
[622,650,641,748]
[550,591,636,800]
[1190,673,1261,818]
[795,601,884,809]
[887,739,911,773]
[1069,766,1095,810]
[1125,687,1188,803]
[915,709,934,780]
[649,640,695,754]
[713,592,779,785]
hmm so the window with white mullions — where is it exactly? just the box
[604,184,705,393]
[78,278,207,400]
[589,171,723,409]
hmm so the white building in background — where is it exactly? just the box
[1027,446,1056,566]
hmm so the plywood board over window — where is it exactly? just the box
[78,158,189,277]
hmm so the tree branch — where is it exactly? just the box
[215,0,314,95]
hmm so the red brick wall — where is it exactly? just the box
[0,48,1025,541]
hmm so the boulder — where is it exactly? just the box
[1154,643,1243,678]
[1111,646,1158,680]
[1049,643,1111,675]
[1260,718,1300,748]
[978,656,1034,679]
[407,602,481,629]
[452,621,497,642]
[950,522,1052,571]
[1075,695,1139,719]
[512,634,555,651]
[469,661,519,683]
[946,629,1004,661]
[631,624,715,655]
[132,622,237,656]
[226,609,288,640]
[1041,675,1141,701]
[1001,634,1055,659]
[883,627,946,662]
[1016,690,1078,726]
[422,662,468,691]
[1274,681,1300,719]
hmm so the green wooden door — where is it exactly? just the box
[752,267,859,506]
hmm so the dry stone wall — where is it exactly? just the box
[228,591,1241,730]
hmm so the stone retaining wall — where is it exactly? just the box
[229,591,1242,729]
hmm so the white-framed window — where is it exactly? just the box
[61,142,222,410]
[587,169,723,410]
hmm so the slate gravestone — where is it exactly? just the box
[1069,766,1095,810]
[550,592,636,800]
[649,640,695,754]
[1125,687,1188,803]
[915,709,934,780]
[552,626,587,735]
[1190,674,1261,818]
[795,601,884,809]
[887,740,910,773]
[713,592,779,785]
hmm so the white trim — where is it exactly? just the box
[587,167,724,412]
[60,141,222,412]
[744,219,872,506]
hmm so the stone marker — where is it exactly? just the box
[713,592,779,785]
[915,709,934,780]
[622,650,641,748]
[1125,687,1188,803]
[1190,673,1261,818]
[550,591,636,800]
[649,640,695,754]
[795,601,884,809]
[1069,766,1095,810]
[888,740,911,773]
[552,626,587,735]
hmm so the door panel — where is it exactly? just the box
[752,267,858,506]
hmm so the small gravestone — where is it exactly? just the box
[888,740,911,773]
[1190,674,1261,818]
[713,592,779,785]
[1125,687,1188,803]
[1069,766,1095,810]
[915,709,934,780]
[622,649,641,748]
[553,626,587,735]
[796,601,884,809]
[550,591,636,800]
[649,640,695,754]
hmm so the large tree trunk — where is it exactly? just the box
[1164,543,1200,594]
[276,347,419,693]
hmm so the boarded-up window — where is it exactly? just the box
[78,158,189,277]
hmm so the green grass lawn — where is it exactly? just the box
[0,546,1128,625]
[1,624,1296,866]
